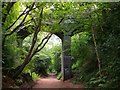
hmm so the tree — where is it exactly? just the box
[13,7,52,78]
[2,2,53,78]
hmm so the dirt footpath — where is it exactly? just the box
[21,73,84,88]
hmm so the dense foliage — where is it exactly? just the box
[71,2,120,88]
[2,2,120,88]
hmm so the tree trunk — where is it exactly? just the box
[13,8,43,78]
[13,33,52,78]
[91,26,101,76]
[13,54,33,79]
[89,12,102,76]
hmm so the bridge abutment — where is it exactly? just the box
[61,36,72,81]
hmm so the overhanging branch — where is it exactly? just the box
[6,6,29,31]
[35,33,52,53]
[35,33,51,51]
[6,2,35,36]
[2,2,35,47]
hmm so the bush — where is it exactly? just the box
[57,73,62,80]
[31,72,40,80]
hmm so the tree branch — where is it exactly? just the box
[13,7,43,78]
[2,2,16,24]
[22,17,34,26]
[6,2,35,36]
[58,18,64,24]
[35,33,52,53]
[6,6,29,30]
[2,2,35,47]
[25,8,43,61]
[34,33,51,52]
